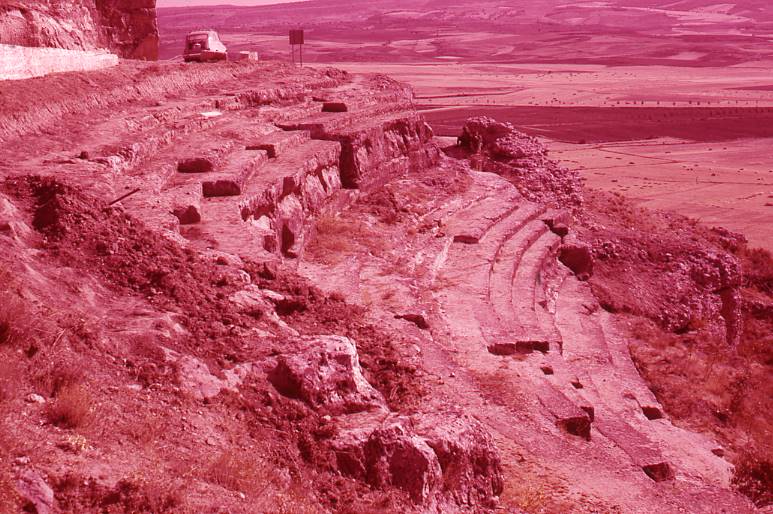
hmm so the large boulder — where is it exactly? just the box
[458,117,547,160]
[331,411,503,510]
[414,412,504,509]
[268,335,386,414]
[364,416,443,504]
[457,117,584,207]
[15,468,55,514]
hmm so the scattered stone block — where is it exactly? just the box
[322,101,348,113]
[235,51,259,61]
[537,387,593,440]
[177,157,214,173]
[201,178,240,197]
[487,342,518,356]
[559,237,594,280]
[557,415,592,440]
[25,393,45,404]
[580,405,595,422]
[453,233,481,244]
[542,211,571,237]
[642,462,675,482]
[395,313,430,330]
[168,184,202,225]
[641,405,664,420]
[487,339,551,356]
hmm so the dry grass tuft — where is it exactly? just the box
[103,475,183,513]
[305,213,389,264]
[204,451,323,511]
[499,468,575,514]
[0,357,19,406]
[45,383,94,429]
[32,356,84,398]
[126,413,166,448]
[0,294,33,350]
[262,483,321,514]
[206,450,276,495]
[0,472,21,514]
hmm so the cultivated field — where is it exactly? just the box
[157,0,773,250]
[319,61,773,251]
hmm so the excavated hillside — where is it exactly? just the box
[0,60,770,513]
[0,0,158,60]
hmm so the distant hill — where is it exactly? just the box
[157,0,773,64]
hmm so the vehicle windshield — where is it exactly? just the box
[186,35,209,50]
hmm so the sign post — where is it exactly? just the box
[289,29,304,66]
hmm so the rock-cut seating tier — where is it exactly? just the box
[278,105,439,191]
[426,170,731,485]
[180,135,342,260]
[120,90,438,261]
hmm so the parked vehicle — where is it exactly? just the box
[183,30,227,62]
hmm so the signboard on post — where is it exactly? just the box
[289,29,305,46]
[289,29,305,66]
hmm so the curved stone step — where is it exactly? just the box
[488,224,561,354]
[488,215,548,330]
[446,193,523,245]
[508,225,562,351]
[550,276,740,485]
[246,129,311,158]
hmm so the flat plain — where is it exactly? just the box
[157,0,773,249]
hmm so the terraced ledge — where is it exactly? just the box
[281,109,439,190]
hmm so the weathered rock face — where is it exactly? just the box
[266,334,503,509]
[457,116,583,207]
[96,0,158,60]
[332,412,504,509]
[268,335,386,414]
[337,114,439,190]
[0,0,158,60]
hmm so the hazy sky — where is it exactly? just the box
[157,0,305,6]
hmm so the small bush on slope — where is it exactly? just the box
[733,454,773,507]
[45,383,94,429]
